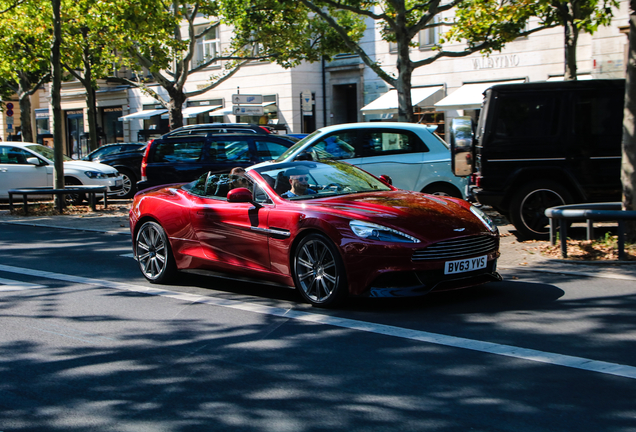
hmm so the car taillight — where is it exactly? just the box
[471,174,482,187]
[259,126,272,134]
[141,140,153,180]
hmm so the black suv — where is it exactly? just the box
[137,133,295,191]
[449,79,624,239]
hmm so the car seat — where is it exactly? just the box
[274,172,291,196]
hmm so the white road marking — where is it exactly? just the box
[0,277,47,291]
[1,263,635,380]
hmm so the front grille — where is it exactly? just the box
[412,235,497,261]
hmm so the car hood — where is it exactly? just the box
[307,190,492,241]
[64,160,119,174]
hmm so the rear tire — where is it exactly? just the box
[422,183,462,198]
[135,221,177,284]
[509,181,572,240]
[116,168,137,199]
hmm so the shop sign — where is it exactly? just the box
[233,105,264,115]
[232,94,262,104]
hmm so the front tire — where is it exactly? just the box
[64,177,84,205]
[135,221,177,283]
[292,234,348,308]
[509,181,573,240]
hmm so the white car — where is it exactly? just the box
[0,142,124,201]
[270,122,467,197]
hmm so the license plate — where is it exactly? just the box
[444,255,487,274]
[115,179,123,186]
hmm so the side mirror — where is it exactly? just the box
[227,187,253,203]
[26,157,44,166]
[379,175,393,185]
[449,117,474,177]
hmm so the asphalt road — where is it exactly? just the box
[1,223,636,432]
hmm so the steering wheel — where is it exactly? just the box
[323,183,344,192]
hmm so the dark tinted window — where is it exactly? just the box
[492,93,559,139]
[573,92,623,138]
[152,140,205,163]
[209,139,251,162]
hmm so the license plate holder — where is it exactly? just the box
[444,255,487,275]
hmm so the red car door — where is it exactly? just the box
[189,196,272,272]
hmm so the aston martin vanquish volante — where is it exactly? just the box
[130,160,501,307]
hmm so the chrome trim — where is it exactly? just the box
[488,158,567,162]
[413,236,497,261]
[251,226,291,237]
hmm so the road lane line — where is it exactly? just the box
[0,277,47,291]
[1,263,635,380]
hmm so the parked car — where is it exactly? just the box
[274,122,467,197]
[82,142,146,162]
[86,145,148,199]
[449,79,624,239]
[0,142,124,203]
[137,133,295,191]
[130,159,501,307]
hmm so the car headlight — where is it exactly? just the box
[84,171,108,179]
[470,205,498,232]
[349,220,420,243]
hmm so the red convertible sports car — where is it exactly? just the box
[130,160,501,307]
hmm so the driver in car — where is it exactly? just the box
[281,167,316,198]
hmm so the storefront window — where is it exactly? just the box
[101,106,124,143]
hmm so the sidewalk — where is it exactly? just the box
[1,205,635,282]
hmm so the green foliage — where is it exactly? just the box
[219,0,365,66]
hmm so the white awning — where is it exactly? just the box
[547,74,592,81]
[209,106,234,116]
[361,86,444,115]
[434,80,526,111]
[182,105,223,118]
[160,105,224,119]
[118,109,168,121]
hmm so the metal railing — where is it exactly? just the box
[544,203,636,260]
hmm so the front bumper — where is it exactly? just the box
[363,260,502,298]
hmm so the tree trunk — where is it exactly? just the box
[82,28,99,152]
[17,72,34,143]
[167,89,186,130]
[622,5,636,242]
[51,0,65,204]
[395,10,414,123]
[85,82,99,151]
[563,17,578,80]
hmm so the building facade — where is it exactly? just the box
[0,0,630,156]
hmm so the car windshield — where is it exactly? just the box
[26,143,72,161]
[252,160,392,200]
[275,129,322,161]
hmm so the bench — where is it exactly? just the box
[8,186,109,214]
[545,202,636,260]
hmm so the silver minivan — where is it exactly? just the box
[274,122,466,197]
